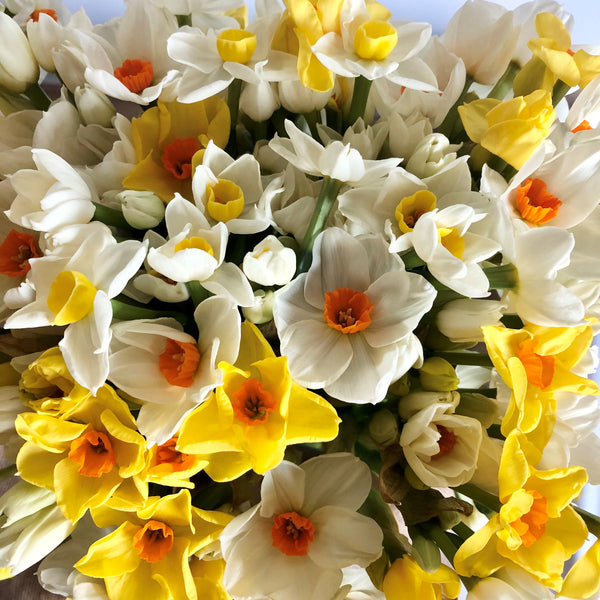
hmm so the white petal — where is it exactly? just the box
[260,460,305,518]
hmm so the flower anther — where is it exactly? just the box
[323,287,374,334]
[161,137,201,180]
[114,59,154,94]
[509,490,548,547]
[433,425,456,458]
[133,520,175,563]
[231,378,277,425]
[516,178,562,225]
[206,179,245,222]
[159,338,201,387]
[47,270,97,326]
[0,230,40,277]
[271,511,315,556]
[68,430,116,477]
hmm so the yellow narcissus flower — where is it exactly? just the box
[176,321,340,481]
[383,555,460,600]
[454,431,588,590]
[122,98,230,203]
[75,490,232,600]
[15,386,148,523]
[459,90,555,170]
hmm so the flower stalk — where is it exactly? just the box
[346,75,372,127]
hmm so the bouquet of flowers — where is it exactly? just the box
[1,0,600,598]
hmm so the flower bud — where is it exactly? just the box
[242,289,275,324]
[438,510,461,531]
[74,84,116,127]
[0,12,39,93]
[117,190,165,229]
[242,235,296,287]
[411,535,441,573]
[455,392,498,429]
[368,409,398,446]
[437,299,504,344]
[405,133,460,178]
[419,357,459,392]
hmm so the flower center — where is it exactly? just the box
[231,378,277,425]
[323,287,374,334]
[47,270,97,326]
[395,190,437,233]
[159,339,201,387]
[161,137,201,180]
[114,58,154,94]
[0,230,40,277]
[271,511,315,556]
[205,179,245,222]
[155,437,195,472]
[433,425,456,458]
[30,8,58,22]
[173,236,214,255]
[516,178,562,225]
[571,120,592,133]
[517,338,555,390]
[216,28,258,64]
[510,491,548,547]
[354,20,398,61]
[68,430,116,478]
[133,520,174,562]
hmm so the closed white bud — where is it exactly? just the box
[405,133,460,178]
[242,235,296,286]
[117,190,165,229]
[437,299,504,344]
[242,289,275,324]
[368,409,398,446]
[0,12,39,93]
[74,84,116,127]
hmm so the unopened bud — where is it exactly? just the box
[0,12,39,93]
[419,357,459,392]
[411,535,441,573]
[368,409,398,446]
[242,289,275,324]
[117,190,165,229]
[438,510,462,531]
[74,84,116,127]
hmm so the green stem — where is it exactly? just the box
[455,483,501,512]
[302,110,320,139]
[226,78,243,154]
[437,74,474,139]
[176,14,192,27]
[346,75,372,127]
[435,351,494,367]
[575,506,600,538]
[552,79,572,107]
[111,298,191,327]
[272,108,288,137]
[186,280,211,306]
[400,249,425,270]
[296,177,343,274]
[457,387,497,398]
[93,203,132,229]
[487,61,520,100]
[487,424,505,441]
[23,83,52,111]
[427,523,459,562]
[452,521,475,541]
[483,263,518,289]
[500,314,523,329]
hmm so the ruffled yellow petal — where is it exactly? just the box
[16,441,61,489]
[15,412,87,452]
[459,98,501,144]
[560,539,600,599]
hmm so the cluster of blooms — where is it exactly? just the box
[1,0,600,598]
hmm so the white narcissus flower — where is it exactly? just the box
[220,453,383,600]
[4,222,148,393]
[269,119,400,185]
[437,298,505,344]
[405,133,462,179]
[0,11,39,93]
[6,148,97,232]
[242,235,296,286]
[273,228,436,404]
[317,118,389,161]
[108,296,241,445]
[150,0,245,30]
[145,194,254,306]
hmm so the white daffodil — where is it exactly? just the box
[150,0,245,30]
[437,298,505,344]
[404,133,462,179]
[273,228,436,404]
[191,140,282,234]
[440,0,519,85]
[242,235,296,286]
[0,481,75,580]
[80,0,180,104]
[5,222,148,393]
[310,0,432,84]
[317,118,389,161]
[467,565,554,600]
[0,11,39,94]
[398,393,483,488]
[146,193,254,306]
[108,296,241,445]
[6,148,97,232]
[220,453,383,600]
[3,0,69,27]
[386,112,434,160]
[269,119,399,185]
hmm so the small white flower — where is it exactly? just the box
[437,298,505,344]
[243,235,296,286]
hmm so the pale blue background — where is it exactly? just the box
[63,0,600,44]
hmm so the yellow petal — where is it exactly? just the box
[458,98,501,144]
[236,321,276,369]
[498,431,530,501]
[560,539,600,599]
[150,538,197,600]
[106,561,165,600]
[296,28,334,92]
[354,20,397,61]
[15,412,87,452]
[216,29,257,64]
[203,450,253,482]
[47,270,97,326]
[16,441,62,489]
[100,409,146,478]
[544,506,588,557]
[573,49,600,88]
[284,0,325,43]
[535,12,571,50]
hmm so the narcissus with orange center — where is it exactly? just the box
[30,8,58,22]
[114,58,154,94]
[159,339,201,388]
[0,229,40,277]
[231,378,277,425]
[516,178,562,225]
[517,338,555,389]
[161,137,201,180]
[271,511,315,556]
[509,490,548,547]
[68,430,116,477]
[323,287,374,334]
[133,520,175,562]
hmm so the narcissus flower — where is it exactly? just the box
[220,454,383,600]
[454,431,588,590]
[176,321,340,481]
[75,489,232,600]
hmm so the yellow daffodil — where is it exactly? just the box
[459,90,555,170]
[122,98,230,203]
[190,557,231,600]
[15,386,148,523]
[454,431,588,590]
[75,489,232,600]
[383,555,461,600]
[482,322,599,455]
[559,539,600,599]
[513,13,600,96]
[145,437,207,490]
[176,321,340,481]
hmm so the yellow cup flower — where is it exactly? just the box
[459,90,555,169]
[123,98,230,203]
[216,29,257,64]
[75,490,232,600]
[176,322,340,481]
[454,431,588,590]
[15,386,147,523]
